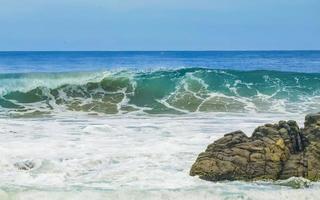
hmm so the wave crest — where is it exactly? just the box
[0,68,320,116]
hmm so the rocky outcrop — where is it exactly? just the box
[190,113,320,181]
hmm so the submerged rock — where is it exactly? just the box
[274,177,311,189]
[14,160,35,170]
[190,113,320,182]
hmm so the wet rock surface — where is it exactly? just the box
[190,113,320,181]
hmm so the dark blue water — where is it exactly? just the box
[0,51,320,73]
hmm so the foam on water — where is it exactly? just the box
[0,112,318,199]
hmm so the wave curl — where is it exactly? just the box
[1,68,320,116]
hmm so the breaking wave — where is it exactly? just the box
[0,68,320,117]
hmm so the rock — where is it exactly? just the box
[14,160,35,170]
[304,113,320,128]
[190,113,320,182]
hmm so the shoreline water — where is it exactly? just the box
[0,112,311,200]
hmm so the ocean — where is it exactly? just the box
[0,51,320,199]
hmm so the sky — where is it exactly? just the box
[0,0,319,51]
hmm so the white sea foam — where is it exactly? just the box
[0,112,317,199]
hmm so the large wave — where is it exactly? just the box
[0,68,320,117]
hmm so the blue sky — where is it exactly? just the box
[0,0,319,50]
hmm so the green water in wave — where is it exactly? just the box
[0,68,320,116]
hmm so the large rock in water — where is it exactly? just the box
[190,113,320,181]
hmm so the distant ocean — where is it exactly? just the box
[0,51,320,199]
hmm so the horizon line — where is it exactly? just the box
[0,50,320,52]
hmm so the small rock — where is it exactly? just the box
[14,160,35,170]
[305,113,320,128]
